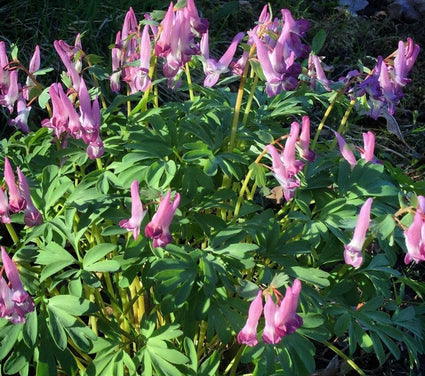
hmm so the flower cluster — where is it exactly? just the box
[404,195,425,264]
[41,37,104,160]
[0,42,40,133]
[247,6,310,96]
[0,247,35,324]
[266,116,314,201]
[237,279,303,347]
[354,38,420,118]
[1,157,42,227]
[110,8,152,93]
[335,131,379,169]
[119,182,180,248]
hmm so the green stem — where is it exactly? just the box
[196,320,208,359]
[323,340,366,376]
[185,63,194,101]
[224,345,245,376]
[5,223,19,244]
[241,75,259,127]
[228,68,248,152]
[311,90,344,150]
[95,158,103,171]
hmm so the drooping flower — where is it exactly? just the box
[282,121,305,177]
[359,131,378,163]
[54,39,81,92]
[119,180,146,240]
[335,131,379,168]
[308,54,332,91]
[40,83,69,138]
[16,168,42,227]
[0,247,35,324]
[262,294,281,344]
[274,278,303,336]
[335,132,357,169]
[0,188,11,224]
[8,94,31,133]
[297,116,315,162]
[237,279,303,347]
[145,191,180,248]
[201,31,245,87]
[122,25,152,93]
[78,77,101,145]
[3,157,26,213]
[344,198,373,268]
[23,45,41,101]
[237,290,263,346]
[0,69,19,113]
[404,195,425,264]
[266,144,300,202]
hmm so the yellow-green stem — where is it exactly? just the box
[228,70,248,152]
[323,340,366,376]
[311,91,344,150]
[96,158,103,171]
[224,344,245,376]
[185,63,194,101]
[5,223,19,244]
[241,75,259,127]
[196,320,208,359]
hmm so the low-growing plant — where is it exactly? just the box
[0,1,424,375]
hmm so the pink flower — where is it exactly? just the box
[262,295,281,344]
[123,25,152,93]
[145,191,180,248]
[344,198,373,268]
[201,31,244,87]
[8,94,31,133]
[404,195,425,264]
[0,247,35,324]
[274,279,303,336]
[3,157,26,213]
[0,69,19,113]
[335,132,356,169]
[54,39,81,92]
[119,180,146,240]
[237,290,263,346]
[359,131,378,163]
[78,78,101,144]
[23,45,41,100]
[298,116,315,162]
[41,83,69,138]
[266,144,300,202]
[308,54,332,91]
[0,188,11,224]
[17,168,43,227]
[283,121,305,177]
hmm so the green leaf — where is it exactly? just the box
[184,338,197,372]
[38,87,51,109]
[198,351,220,376]
[48,295,97,316]
[83,243,116,269]
[23,310,38,348]
[84,260,121,272]
[47,306,68,350]
[287,266,330,287]
[37,243,76,282]
[4,340,32,375]
[311,29,327,54]
[0,323,22,360]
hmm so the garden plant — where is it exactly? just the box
[0,0,424,375]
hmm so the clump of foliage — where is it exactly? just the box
[0,1,424,375]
